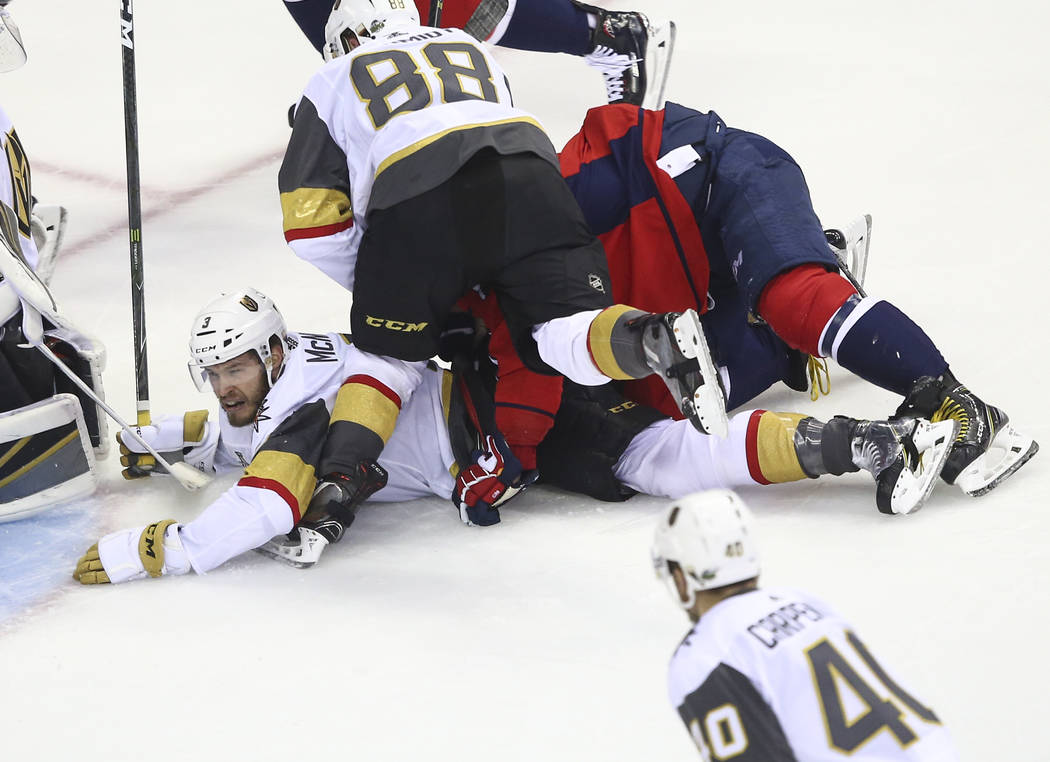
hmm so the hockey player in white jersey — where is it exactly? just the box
[73,287,956,581]
[278,0,725,545]
[0,0,107,523]
[652,490,959,761]
[74,288,461,583]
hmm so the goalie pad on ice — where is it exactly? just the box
[0,393,97,523]
[0,202,109,455]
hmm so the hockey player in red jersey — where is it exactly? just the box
[284,0,675,109]
[77,288,954,581]
[278,2,727,551]
[556,102,1038,498]
[652,489,959,760]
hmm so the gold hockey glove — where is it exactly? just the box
[72,544,109,584]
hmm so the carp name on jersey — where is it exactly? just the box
[669,587,958,761]
[279,26,556,291]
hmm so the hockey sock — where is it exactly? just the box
[743,411,861,483]
[587,306,649,379]
[758,264,858,357]
[284,0,330,54]
[497,0,593,55]
[823,297,948,396]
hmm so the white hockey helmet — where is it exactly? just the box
[651,489,761,612]
[187,288,287,391]
[323,0,421,60]
[0,2,27,74]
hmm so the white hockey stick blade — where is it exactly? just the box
[167,462,213,491]
[26,329,210,492]
[31,204,69,287]
[883,419,956,515]
[642,19,676,110]
[673,310,729,439]
[954,425,1039,497]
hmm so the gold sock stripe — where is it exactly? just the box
[182,410,210,443]
[331,382,400,444]
[756,412,810,483]
[242,450,318,519]
[588,305,639,381]
[138,519,178,578]
[0,436,31,470]
[0,431,79,489]
[440,370,460,478]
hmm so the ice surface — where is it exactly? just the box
[1,1,1047,760]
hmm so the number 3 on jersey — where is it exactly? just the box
[351,41,500,128]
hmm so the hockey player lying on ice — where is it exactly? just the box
[0,0,108,523]
[263,97,1041,559]
[74,288,953,583]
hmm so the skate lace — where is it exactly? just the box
[807,356,830,401]
[932,397,970,444]
[584,45,635,100]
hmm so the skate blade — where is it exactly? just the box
[886,419,957,515]
[672,310,728,438]
[955,425,1039,497]
[641,19,676,110]
[253,540,320,569]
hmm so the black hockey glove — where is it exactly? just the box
[452,433,537,527]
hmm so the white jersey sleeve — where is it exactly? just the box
[165,331,457,576]
[278,26,558,289]
[667,587,958,761]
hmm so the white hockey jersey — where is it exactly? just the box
[278,25,557,291]
[667,587,957,761]
[0,104,39,323]
[98,330,458,580]
[210,330,456,502]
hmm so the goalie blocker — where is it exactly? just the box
[0,393,97,522]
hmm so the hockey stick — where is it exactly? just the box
[26,325,211,491]
[428,0,444,26]
[120,0,152,429]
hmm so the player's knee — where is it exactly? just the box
[757,264,857,356]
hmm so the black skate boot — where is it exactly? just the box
[255,460,388,568]
[575,2,675,109]
[849,417,957,514]
[895,371,1038,496]
[632,310,728,437]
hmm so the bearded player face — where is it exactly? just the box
[204,350,270,427]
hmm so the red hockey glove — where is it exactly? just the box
[453,434,537,526]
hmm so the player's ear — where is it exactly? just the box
[269,336,285,379]
[670,565,690,604]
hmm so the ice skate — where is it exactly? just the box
[824,214,872,293]
[255,524,333,569]
[637,310,728,438]
[850,417,958,515]
[897,372,1039,496]
[255,460,387,568]
[580,5,676,110]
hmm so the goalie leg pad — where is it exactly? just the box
[0,393,97,523]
